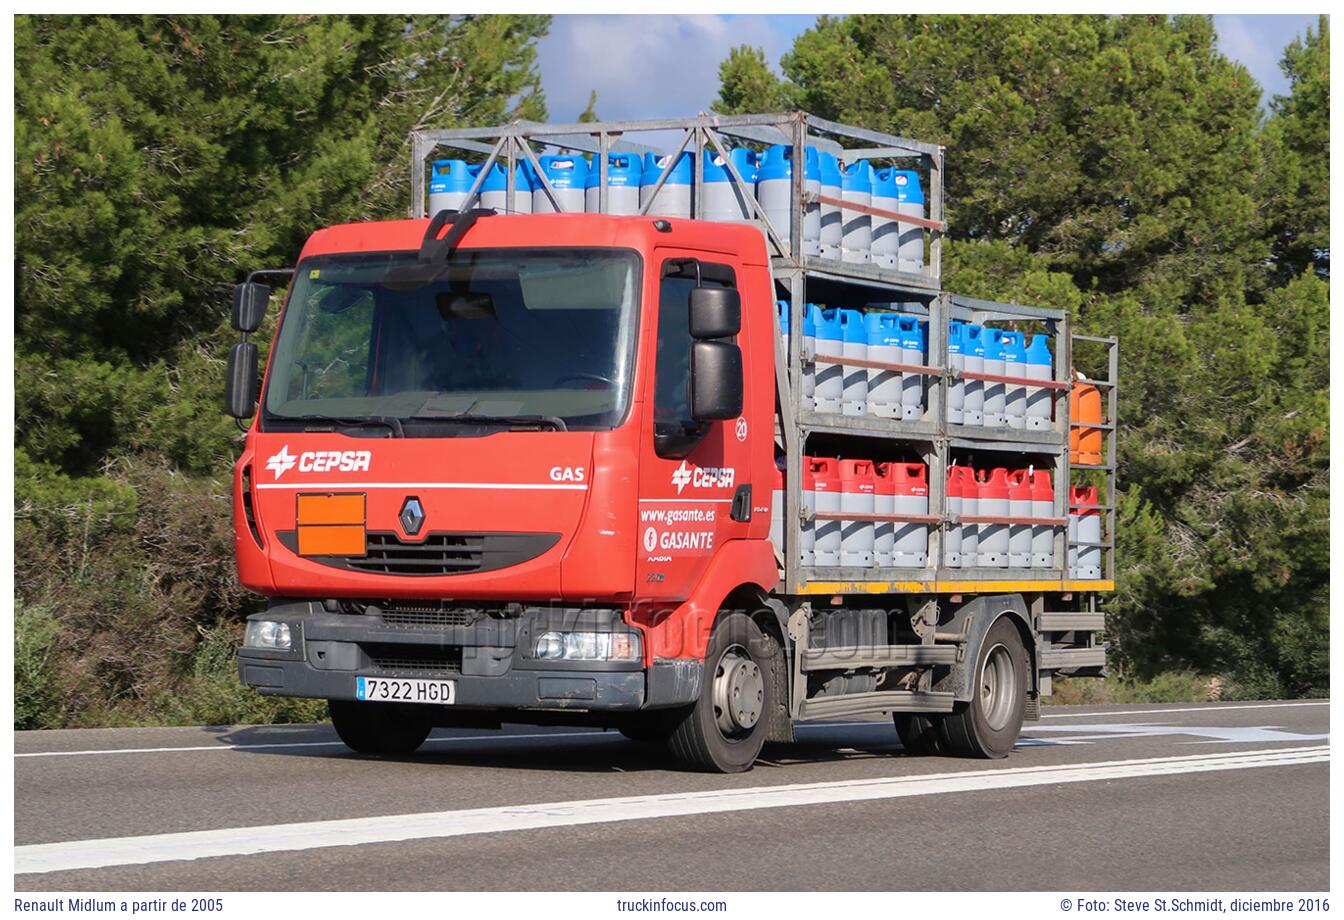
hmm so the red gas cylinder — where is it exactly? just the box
[888,462,929,568]
[838,459,877,494]
[1069,484,1100,511]
[838,459,876,567]
[1026,468,1056,568]
[873,462,897,567]
[811,457,842,565]
[889,462,929,497]
[1068,484,1102,579]
[977,467,1011,567]
[944,466,967,568]
[796,456,823,565]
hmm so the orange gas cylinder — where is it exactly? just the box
[1070,378,1103,465]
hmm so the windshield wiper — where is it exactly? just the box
[282,414,405,438]
[412,414,568,432]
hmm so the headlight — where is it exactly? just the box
[244,620,292,650]
[533,630,641,661]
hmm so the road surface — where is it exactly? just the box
[13,700,1329,890]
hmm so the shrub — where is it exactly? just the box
[14,602,61,730]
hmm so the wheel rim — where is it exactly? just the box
[711,643,764,738]
[979,642,1017,731]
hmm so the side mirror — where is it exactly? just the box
[232,282,272,333]
[690,341,743,421]
[225,342,260,418]
[689,287,741,339]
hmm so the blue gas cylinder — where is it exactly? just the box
[640,151,693,218]
[428,159,475,215]
[584,152,642,215]
[703,148,758,222]
[534,155,589,213]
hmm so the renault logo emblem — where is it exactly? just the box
[399,497,425,536]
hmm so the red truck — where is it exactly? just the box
[228,113,1115,772]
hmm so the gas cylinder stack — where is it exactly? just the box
[410,113,1116,598]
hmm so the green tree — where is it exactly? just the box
[1263,15,1329,282]
[578,89,600,122]
[713,45,793,115]
[14,14,551,725]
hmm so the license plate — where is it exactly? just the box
[355,676,455,705]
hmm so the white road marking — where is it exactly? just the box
[1040,701,1329,719]
[15,746,1327,875]
[1024,722,1329,744]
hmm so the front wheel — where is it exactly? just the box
[328,700,432,755]
[939,617,1029,758]
[666,613,778,773]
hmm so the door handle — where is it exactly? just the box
[730,484,752,523]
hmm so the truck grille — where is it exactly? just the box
[277,530,560,577]
[363,642,463,674]
[376,602,478,628]
[352,532,482,575]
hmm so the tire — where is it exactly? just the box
[666,612,778,773]
[328,699,432,755]
[940,617,1029,758]
[893,713,946,755]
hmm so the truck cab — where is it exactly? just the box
[231,211,784,770]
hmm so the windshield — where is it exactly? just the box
[262,248,640,433]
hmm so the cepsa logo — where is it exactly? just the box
[264,445,371,480]
[670,460,735,495]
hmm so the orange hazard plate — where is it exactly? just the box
[296,493,366,556]
[296,493,365,526]
[297,524,366,557]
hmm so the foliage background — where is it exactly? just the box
[14,14,1329,727]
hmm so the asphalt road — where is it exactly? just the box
[13,700,1329,891]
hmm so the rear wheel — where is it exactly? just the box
[940,617,1028,758]
[328,700,432,755]
[666,612,777,773]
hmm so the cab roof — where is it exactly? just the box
[298,213,771,267]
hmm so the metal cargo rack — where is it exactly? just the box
[410,111,946,291]
[407,112,1115,600]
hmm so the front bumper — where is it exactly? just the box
[236,599,702,712]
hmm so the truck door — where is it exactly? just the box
[636,255,753,603]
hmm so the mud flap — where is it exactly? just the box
[932,594,1037,703]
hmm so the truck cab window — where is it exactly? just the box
[653,260,735,457]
